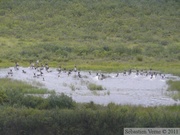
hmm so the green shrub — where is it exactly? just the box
[0,91,8,104]
[136,55,143,61]
[5,89,24,106]
[0,105,179,135]
[47,93,75,109]
[21,95,46,109]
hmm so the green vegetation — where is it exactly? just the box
[0,0,179,75]
[0,104,180,135]
[0,78,74,109]
[167,80,180,99]
[0,0,180,134]
[88,83,104,91]
[0,78,180,135]
[168,80,180,92]
[0,78,52,94]
[0,91,8,104]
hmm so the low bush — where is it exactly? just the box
[0,91,8,104]
[0,105,179,135]
[0,78,75,109]
[136,55,143,61]
[47,93,75,109]
[21,95,46,109]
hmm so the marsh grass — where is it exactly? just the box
[167,80,180,99]
[69,84,75,91]
[87,83,104,91]
[91,91,100,96]
[172,93,180,100]
[31,80,44,87]
[167,80,180,92]
[0,78,51,94]
[23,88,50,94]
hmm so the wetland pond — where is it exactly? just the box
[0,67,180,107]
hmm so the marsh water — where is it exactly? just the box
[0,67,180,107]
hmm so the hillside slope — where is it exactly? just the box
[0,0,179,64]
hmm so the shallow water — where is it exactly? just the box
[0,67,180,107]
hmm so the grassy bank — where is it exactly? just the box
[1,60,180,76]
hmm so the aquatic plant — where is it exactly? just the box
[69,83,75,91]
[91,91,100,96]
[87,83,104,91]
[107,90,110,95]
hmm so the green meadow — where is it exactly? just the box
[0,0,180,134]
